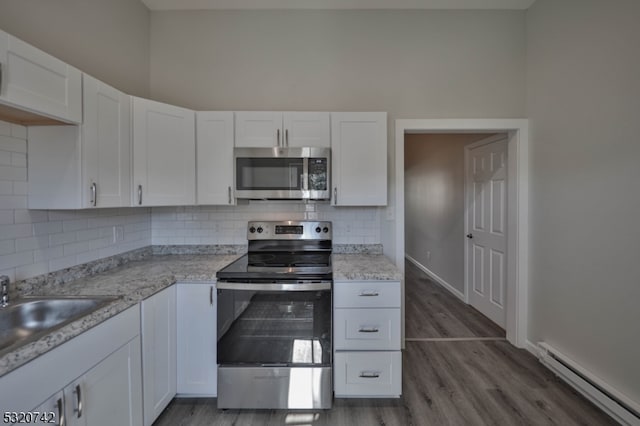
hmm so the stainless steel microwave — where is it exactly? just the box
[234,147,330,200]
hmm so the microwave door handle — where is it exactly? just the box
[302,157,309,191]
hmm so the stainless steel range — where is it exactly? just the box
[216,220,333,409]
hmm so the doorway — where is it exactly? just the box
[394,119,529,349]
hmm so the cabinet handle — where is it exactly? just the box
[359,291,379,297]
[228,186,232,204]
[90,182,97,207]
[56,395,66,426]
[277,128,281,147]
[285,129,289,147]
[358,327,380,333]
[334,187,338,204]
[74,384,83,418]
[210,286,214,306]
[0,63,3,95]
[138,185,143,205]
[359,371,381,379]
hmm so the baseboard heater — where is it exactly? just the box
[538,342,640,426]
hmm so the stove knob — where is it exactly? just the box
[323,227,329,233]
[249,226,256,233]
[315,227,321,233]
[257,227,263,233]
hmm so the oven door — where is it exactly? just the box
[216,281,332,409]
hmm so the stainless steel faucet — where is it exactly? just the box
[1,275,9,307]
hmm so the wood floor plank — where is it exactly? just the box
[404,261,505,339]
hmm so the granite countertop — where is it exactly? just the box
[0,254,240,378]
[332,254,403,281]
[1,250,402,378]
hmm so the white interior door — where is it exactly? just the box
[466,136,508,328]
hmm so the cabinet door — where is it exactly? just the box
[283,112,330,148]
[196,112,235,205]
[75,337,143,426]
[331,112,387,206]
[177,283,217,396]
[33,390,65,426]
[82,74,131,208]
[235,111,282,147]
[132,97,195,206]
[141,286,177,426]
[0,30,81,123]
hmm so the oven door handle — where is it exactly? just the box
[216,281,332,291]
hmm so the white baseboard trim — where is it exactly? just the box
[405,254,466,302]
[525,340,539,357]
[537,342,640,426]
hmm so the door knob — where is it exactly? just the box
[466,233,473,239]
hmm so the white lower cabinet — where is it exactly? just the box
[35,338,143,426]
[0,307,142,425]
[333,280,402,398]
[141,286,177,426]
[176,282,217,396]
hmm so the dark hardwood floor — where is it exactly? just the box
[404,261,505,339]
[153,261,615,426]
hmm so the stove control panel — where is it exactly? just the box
[247,221,332,240]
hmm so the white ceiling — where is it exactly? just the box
[141,0,536,11]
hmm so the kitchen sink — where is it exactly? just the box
[0,296,117,357]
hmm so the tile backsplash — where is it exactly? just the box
[151,203,381,245]
[0,121,152,282]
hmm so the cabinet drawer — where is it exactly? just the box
[334,281,400,308]
[334,308,401,350]
[334,351,401,397]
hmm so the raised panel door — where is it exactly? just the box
[466,137,508,328]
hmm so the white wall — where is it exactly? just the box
[0,121,151,282]
[404,133,490,292]
[149,9,527,257]
[0,0,150,97]
[152,204,380,245]
[527,0,640,404]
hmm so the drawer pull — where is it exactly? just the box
[359,291,379,297]
[358,327,380,333]
[359,371,381,378]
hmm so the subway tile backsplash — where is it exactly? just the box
[0,121,151,282]
[151,204,381,246]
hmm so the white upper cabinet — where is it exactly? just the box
[196,111,235,205]
[0,29,82,124]
[82,75,131,208]
[132,97,196,206]
[331,112,387,206]
[28,74,131,209]
[283,112,331,147]
[235,111,330,148]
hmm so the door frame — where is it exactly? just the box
[394,119,529,348]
